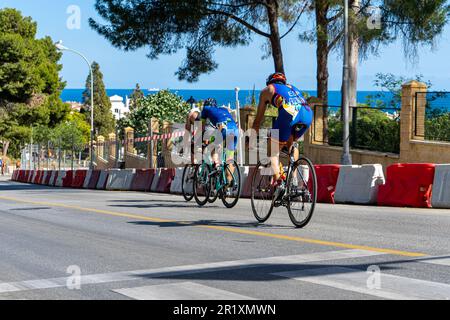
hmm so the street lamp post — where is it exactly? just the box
[55,40,95,170]
[341,1,352,165]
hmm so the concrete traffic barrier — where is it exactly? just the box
[378,163,435,208]
[241,166,257,198]
[40,171,48,185]
[12,170,18,181]
[55,170,67,187]
[83,170,93,189]
[96,170,109,190]
[431,164,450,208]
[150,169,162,192]
[43,171,52,185]
[72,170,88,188]
[86,170,102,189]
[131,169,156,192]
[28,170,36,183]
[156,168,175,193]
[170,168,184,194]
[314,165,341,204]
[48,171,58,186]
[239,166,250,197]
[106,169,136,191]
[334,164,385,204]
[62,170,74,188]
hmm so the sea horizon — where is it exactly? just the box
[62,88,396,108]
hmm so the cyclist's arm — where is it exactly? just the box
[185,111,200,131]
[253,86,274,133]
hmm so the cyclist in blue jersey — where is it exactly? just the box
[252,72,313,186]
[186,98,239,182]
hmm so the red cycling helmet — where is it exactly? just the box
[266,72,287,86]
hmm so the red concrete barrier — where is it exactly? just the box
[131,169,156,192]
[27,170,35,183]
[86,170,101,189]
[12,170,18,181]
[62,170,74,188]
[71,170,87,188]
[156,168,175,193]
[43,171,53,185]
[48,171,58,186]
[33,170,43,184]
[378,163,436,208]
[315,165,341,204]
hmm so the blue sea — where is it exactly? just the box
[61,89,396,108]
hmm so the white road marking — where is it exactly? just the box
[0,249,384,294]
[273,266,450,300]
[114,282,254,300]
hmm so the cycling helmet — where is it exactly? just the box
[204,98,218,107]
[266,72,287,86]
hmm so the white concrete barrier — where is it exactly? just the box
[170,168,184,194]
[106,169,136,191]
[239,166,250,196]
[432,164,450,208]
[49,171,58,186]
[55,170,67,187]
[41,171,48,185]
[28,170,36,183]
[334,164,385,204]
[83,170,93,189]
[150,168,162,192]
[96,170,109,190]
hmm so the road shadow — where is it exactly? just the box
[132,254,450,283]
[0,183,52,191]
[128,219,291,230]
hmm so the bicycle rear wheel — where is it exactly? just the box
[251,159,275,223]
[286,156,317,228]
[221,160,241,208]
[182,165,195,202]
[193,162,211,206]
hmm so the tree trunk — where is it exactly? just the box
[267,0,285,73]
[315,0,329,143]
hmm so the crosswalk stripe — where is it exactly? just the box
[0,249,384,294]
[114,282,254,300]
[273,267,450,300]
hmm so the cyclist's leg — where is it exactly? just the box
[270,117,291,183]
[224,127,238,184]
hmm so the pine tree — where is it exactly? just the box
[129,83,144,111]
[82,62,115,136]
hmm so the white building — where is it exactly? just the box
[110,95,130,120]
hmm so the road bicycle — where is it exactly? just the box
[181,163,196,202]
[193,148,241,208]
[250,141,317,228]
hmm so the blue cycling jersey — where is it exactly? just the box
[201,106,237,130]
[270,83,313,143]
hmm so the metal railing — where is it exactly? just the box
[313,105,401,154]
[415,91,450,143]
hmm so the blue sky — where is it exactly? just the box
[1,0,449,90]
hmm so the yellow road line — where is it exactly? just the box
[0,195,426,257]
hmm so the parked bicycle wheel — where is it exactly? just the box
[193,162,211,206]
[251,158,275,223]
[182,164,196,202]
[286,156,317,228]
[221,160,241,208]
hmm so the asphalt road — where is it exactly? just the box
[0,176,450,300]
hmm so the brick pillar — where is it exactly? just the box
[124,127,134,154]
[149,118,159,168]
[97,136,104,159]
[400,80,428,161]
[108,133,116,160]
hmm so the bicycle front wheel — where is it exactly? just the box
[182,165,195,202]
[286,156,317,228]
[221,160,241,209]
[193,162,211,206]
[251,159,275,223]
